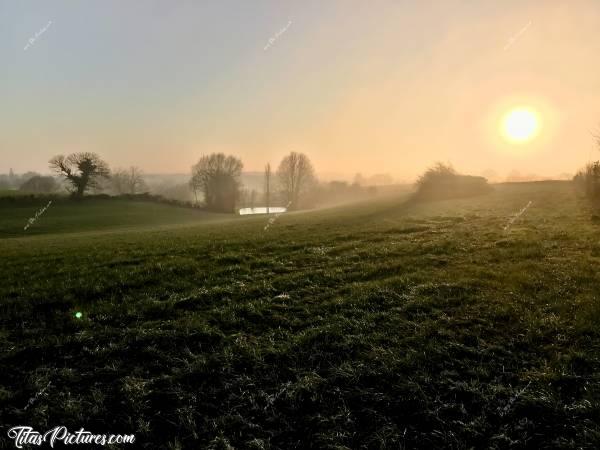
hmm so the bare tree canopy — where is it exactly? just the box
[276,152,316,210]
[49,153,110,197]
[126,167,147,194]
[112,166,147,195]
[190,153,243,212]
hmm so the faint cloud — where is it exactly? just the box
[264,20,292,51]
[503,21,531,51]
[24,20,53,51]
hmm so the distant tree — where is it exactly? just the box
[49,153,110,197]
[353,173,365,186]
[8,169,16,187]
[125,166,147,194]
[573,127,600,199]
[112,166,147,194]
[190,153,243,212]
[90,175,112,194]
[415,162,491,200]
[18,172,40,188]
[264,163,272,213]
[19,175,58,193]
[276,152,316,210]
[415,162,457,193]
[111,169,128,195]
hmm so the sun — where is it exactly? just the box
[502,107,540,143]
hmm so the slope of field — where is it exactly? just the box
[0,197,234,238]
[1,182,600,449]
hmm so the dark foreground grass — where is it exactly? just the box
[1,181,600,449]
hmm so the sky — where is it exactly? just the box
[2,0,600,181]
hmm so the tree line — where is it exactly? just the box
[45,151,318,213]
[186,151,316,212]
[188,153,388,213]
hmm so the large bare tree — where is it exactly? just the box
[276,152,316,210]
[190,153,243,212]
[49,153,110,197]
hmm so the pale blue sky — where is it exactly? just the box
[2,1,600,180]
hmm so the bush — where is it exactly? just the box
[573,161,600,199]
[19,175,58,193]
[414,163,492,200]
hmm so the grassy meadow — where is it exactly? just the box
[0,196,233,239]
[1,181,600,449]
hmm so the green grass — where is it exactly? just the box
[0,197,233,238]
[0,189,36,198]
[1,181,600,449]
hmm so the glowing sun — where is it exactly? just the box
[502,107,540,143]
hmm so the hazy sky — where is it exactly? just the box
[2,0,600,180]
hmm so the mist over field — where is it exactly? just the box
[3,1,600,449]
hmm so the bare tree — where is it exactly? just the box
[190,153,243,212]
[49,153,110,197]
[111,169,128,195]
[276,152,316,210]
[111,167,147,195]
[264,163,272,213]
[125,167,145,194]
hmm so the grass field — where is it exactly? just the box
[1,181,600,449]
[0,197,233,239]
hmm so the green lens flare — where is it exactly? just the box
[75,312,83,319]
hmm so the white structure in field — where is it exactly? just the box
[239,206,287,216]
